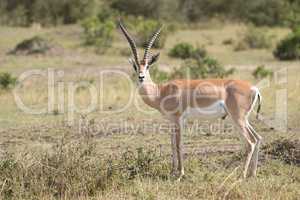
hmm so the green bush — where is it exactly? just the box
[273,28,300,60]
[191,46,207,60]
[149,66,170,83]
[235,27,271,51]
[169,42,207,59]
[169,42,233,79]
[171,57,235,79]
[169,43,194,59]
[81,11,115,53]
[0,72,17,89]
[252,65,273,79]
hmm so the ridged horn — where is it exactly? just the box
[118,20,139,65]
[143,26,163,62]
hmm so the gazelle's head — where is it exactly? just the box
[119,20,162,83]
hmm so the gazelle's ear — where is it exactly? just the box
[129,58,138,72]
[148,53,160,67]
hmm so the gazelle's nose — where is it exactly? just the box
[139,76,145,82]
[138,72,145,82]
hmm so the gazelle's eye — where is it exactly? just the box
[133,64,138,72]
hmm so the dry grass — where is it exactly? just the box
[0,130,299,199]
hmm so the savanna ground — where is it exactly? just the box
[0,22,299,199]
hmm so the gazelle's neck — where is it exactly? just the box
[138,71,160,109]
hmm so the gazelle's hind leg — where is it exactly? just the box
[225,104,258,177]
[225,86,261,178]
[234,120,257,178]
[246,121,262,176]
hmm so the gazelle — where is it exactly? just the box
[119,21,262,179]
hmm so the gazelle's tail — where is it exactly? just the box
[251,87,262,120]
[256,90,261,119]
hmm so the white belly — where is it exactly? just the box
[181,100,227,120]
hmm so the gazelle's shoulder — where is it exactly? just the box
[223,79,255,96]
[224,79,253,88]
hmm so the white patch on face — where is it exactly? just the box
[139,72,144,77]
[138,65,149,83]
[180,100,227,121]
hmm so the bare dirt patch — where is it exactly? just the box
[262,138,300,166]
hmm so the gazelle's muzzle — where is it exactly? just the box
[138,74,145,82]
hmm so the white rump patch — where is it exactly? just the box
[251,86,259,93]
[181,100,227,121]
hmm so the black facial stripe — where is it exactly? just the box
[129,58,138,72]
[133,63,138,72]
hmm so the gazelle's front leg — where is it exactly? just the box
[235,120,257,178]
[175,120,184,179]
[171,132,178,175]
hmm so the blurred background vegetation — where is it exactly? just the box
[0,0,300,27]
[1,0,300,61]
